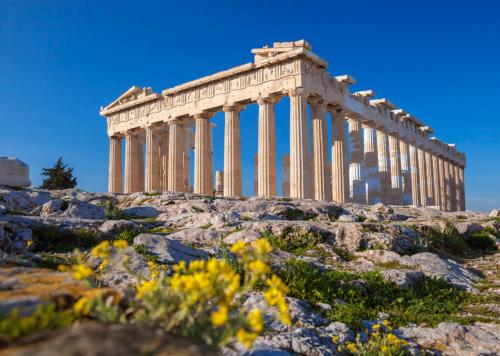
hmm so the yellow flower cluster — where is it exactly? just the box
[263,275,291,326]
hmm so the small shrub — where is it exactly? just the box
[113,229,139,245]
[268,227,326,255]
[32,226,99,253]
[465,230,497,251]
[134,243,159,263]
[144,192,161,197]
[332,247,355,261]
[200,223,213,229]
[191,206,205,213]
[104,200,125,220]
[40,157,77,190]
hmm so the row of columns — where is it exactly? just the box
[108,90,465,211]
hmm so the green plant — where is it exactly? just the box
[332,247,355,261]
[104,200,126,220]
[465,229,498,251]
[200,223,213,229]
[134,243,159,262]
[191,206,205,213]
[0,304,75,342]
[40,157,77,190]
[31,226,99,253]
[149,226,176,234]
[113,229,140,245]
[273,206,318,221]
[144,192,161,197]
[267,227,326,255]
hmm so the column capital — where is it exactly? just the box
[287,87,308,98]
[257,94,280,105]
[223,103,246,113]
[193,111,215,120]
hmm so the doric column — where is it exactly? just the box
[223,104,243,197]
[167,120,184,192]
[108,135,122,193]
[443,159,451,211]
[348,116,365,203]
[399,140,412,204]
[124,132,134,194]
[432,154,441,208]
[438,157,447,210]
[183,126,193,193]
[253,154,258,195]
[454,165,462,211]
[331,109,349,203]
[311,99,328,201]
[377,130,392,204]
[289,88,311,199]
[145,126,160,192]
[159,129,169,191]
[388,135,403,205]
[409,144,420,205]
[363,125,380,204]
[136,133,145,192]
[459,167,466,211]
[194,113,213,195]
[417,147,428,206]
[425,151,435,206]
[282,155,290,197]
[215,171,224,196]
[257,96,278,197]
[449,162,457,211]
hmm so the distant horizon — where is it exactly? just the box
[1,0,499,212]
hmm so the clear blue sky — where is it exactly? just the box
[1,0,499,211]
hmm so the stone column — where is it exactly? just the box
[432,154,441,208]
[183,126,193,193]
[282,155,290,197]
[449,162,457,211]
[454,165,462,211]
[409,144,420,205]
[257,96,277,197]
[331,109,349,203]
[215,171,224,196]
[159,129,169,191]
[348,116,365,203]
[438,157,447,210]
[253,154,258,195]
[124,132,135,193]
[388,135,403,205]
[311,99,328,201]
[223,105,243,197]
[425,151,435,206]
[108,135,122,193]
[194,113,213,195]
[363,125,381,204]
[145,126,160,192]
[417,148,428,206]
[289,88,311,199]
[135,133,145,192]
[377,130,392,204]
[399,140,412,204]
[168,120,184,192]
[443,159,451,211]
[459,167,466,211]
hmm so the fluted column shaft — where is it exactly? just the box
[168,121,184,192]
[454,165,462,211]
[159,130,169,191]
[449,162,457,211]
[257,97,277,197]
[363,125,381,204]
[331,109,349,203]
[409,144,420,205]
[459,167,466,211]
[417,148,428,206]
[289,89,311,199]
[432,154,441,208]
[348,117,365,203]
[443,159,451,211]
[194,114,213,195]
[145,126,160,192]
[223,105,243,197]
[388,135,403,205]
[282,155,290,197]
[438,157,447,210]
[311,100,328,201]
[183,126,193,193]
[108,136,122,193]
[377,130,392,204]
[399,140,411,204]
[425,151,435,205]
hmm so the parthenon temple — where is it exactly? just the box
[100,40,466,211]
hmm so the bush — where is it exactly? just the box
[267,227,326,255]
[277,259,472,329]
[31,226,99,253]
[465,230,497,251]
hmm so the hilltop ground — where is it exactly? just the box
[0,187,499,355]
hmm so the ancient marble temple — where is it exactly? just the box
[100,40,466,211]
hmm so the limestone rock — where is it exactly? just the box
[380,269,424,288]
[168,227,223,244]
[122,205,160,218]
[224,229,262,244]
[0,157,30,188]
[489,209,500,218]
[399,322,500,355]
[63,200,105,220]
[98,220,140,236]
[40,199,65,217]
[133,233,208,265]
[0,322,213,356]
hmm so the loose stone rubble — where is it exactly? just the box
[0,186,499,354]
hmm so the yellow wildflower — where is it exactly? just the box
[332,335,339,343]
[230,241,246,254]
[73,297,91,315]
[372,323,381,330]
[26,240,34,248]
[210,305,228,326]
[381,345,389,353]
[72,264,93,280]
[236,328,258,349]
[346,342,357,353]
[382,319,391,326]
[91,240,110,258]
[173,260,186,272]
[248,260,270,275]
[266,275,288,293]
[254,238,272,254]
[136,279,157,299]
[247,308,264,333]
[112,239,128,249]
[386,333,398,343]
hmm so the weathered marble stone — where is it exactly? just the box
[0,157,30,188]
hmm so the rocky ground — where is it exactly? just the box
[0,186,499,355]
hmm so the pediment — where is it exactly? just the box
[100,86,160,115]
